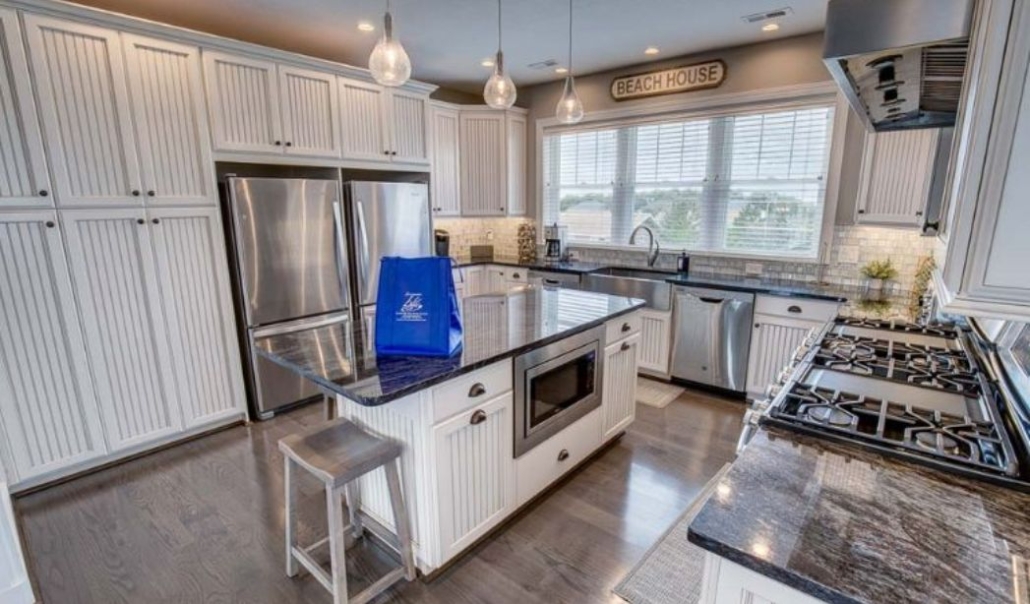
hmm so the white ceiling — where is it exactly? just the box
[72,0,830,93]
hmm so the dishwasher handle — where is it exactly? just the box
[697,296,725,304]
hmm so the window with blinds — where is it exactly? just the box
[542,105,835,258]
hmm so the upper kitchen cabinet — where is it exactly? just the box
[23,15,142,207]
[935,0,1030,320]
[855,129,940,227]
[277,66,341,158]
[339,78,429,165]
[123,35,216,205]
[430,103,461,216]
[459,107,527,216]
[0,9,50,209]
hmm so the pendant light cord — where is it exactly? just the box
[497,0,503,52]
[567,0,573,74]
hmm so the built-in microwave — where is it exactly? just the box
[514,325,604,457]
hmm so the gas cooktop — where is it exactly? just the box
[834,316,961,339]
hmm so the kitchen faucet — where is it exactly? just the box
[629,225,660,267]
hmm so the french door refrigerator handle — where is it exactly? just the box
[332,199,351,309]
[354,200,370,301]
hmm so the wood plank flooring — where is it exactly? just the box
[14,390,744,604]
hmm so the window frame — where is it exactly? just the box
[534,82,850,264]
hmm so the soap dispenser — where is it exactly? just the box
[676,251,690,274]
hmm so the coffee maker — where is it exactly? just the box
[543,224,568,263]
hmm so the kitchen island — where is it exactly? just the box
[256,285,645,574]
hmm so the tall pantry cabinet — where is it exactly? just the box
[0,12,245,490]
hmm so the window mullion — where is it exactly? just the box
[701,117,733,250]
[612,127,637,244]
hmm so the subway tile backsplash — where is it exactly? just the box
[434,217,533,261]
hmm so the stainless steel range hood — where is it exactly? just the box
[823,0,975,132]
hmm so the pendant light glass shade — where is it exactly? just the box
[369,8,411,87]
[484,51,517,109]
[556,76,584,124]
[484,0,517,109]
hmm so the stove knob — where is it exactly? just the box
[765,384,781,399]
[752,398,771,414]
[777,367,793,384]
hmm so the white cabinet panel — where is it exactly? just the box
[460,112,506,216]
[279,66,341,158]
[462,295,508,359]
[746,314,819,400]
[389,90,429,164]
[463,266,485,296]
[0,213,106,482]
[602,333,640,442]
[123,34,215,205]
[433,393,514,563]
[639,309,671,376]
[430,105,461,216]
[856,129,939,227]
[0,9,50,209]
[339,78,388,161]
[62,210,182,451]
[506,114,527,216]
[24,15,141,206]
[149,207,244,427]
[202,51,281,154]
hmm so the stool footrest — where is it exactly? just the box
[291,546,333,592]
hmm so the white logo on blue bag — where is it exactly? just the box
[397,292,428,322]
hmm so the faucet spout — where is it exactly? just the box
[629,225,660,267]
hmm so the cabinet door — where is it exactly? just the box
[23,15,142,206]
[433,393,514,563]
[0,212,106,482]
[485,266,508,291]
[639,309,671,376]
[506,113,527,216]
[149,207,245,427]
[0,9,51,209]
[202,51,282,154]
[461,295,508,359]
[460,112,506,216]
[602,333,640,442]
[278,66,341,158]
[339,78,389,161]
[464,267,485,296]
[61,210,182,451]
[122,34,216,205]
[746,314,819,400]
[855,129,939,227]
[430,106,461,216]
[388,90,429,164]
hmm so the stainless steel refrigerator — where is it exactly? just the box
[344,181,433,316]
[224,177,351,419]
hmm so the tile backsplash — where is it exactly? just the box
[434,217,533,260]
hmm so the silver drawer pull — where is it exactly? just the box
[621,322,631,332]
[621,341,631,352]
[787,305,802,314]
[543,279,560,286]
[470,410,487,425]
[468,383,487,397]
[557,449,570,462]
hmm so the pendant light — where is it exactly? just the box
[555,0,584,123]
[483,0,517,109]
[368,0,411,87]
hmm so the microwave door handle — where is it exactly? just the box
[355,201,370,300]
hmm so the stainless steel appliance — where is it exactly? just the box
[434,229,450,257]
[671,286,754,392]
[344,181,432,313]
[543,224,568,263]
[823,0,975,131]
[514,325,604,457]
[224,177,351,419]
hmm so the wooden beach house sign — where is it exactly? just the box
[610,60,726,101]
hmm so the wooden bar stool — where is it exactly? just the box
[279,418,415,604]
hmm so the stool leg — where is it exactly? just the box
[284,457,299,577]
[384,460,416,581]
[327,485,349,604]
[344,482,364,538]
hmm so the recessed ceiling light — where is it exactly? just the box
[644,46,660,56]
[555,66,568,74]
[481,58,495,67]
[762,22,780,32]
[357,21,375,32]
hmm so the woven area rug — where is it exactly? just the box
[635,377,685,408]
[613,463,731,604]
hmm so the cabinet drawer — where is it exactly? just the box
[505,267,528,282]
[432,360,512,424]
[515,409,601,507]
[605,311,642,344]
[754,295,839,322]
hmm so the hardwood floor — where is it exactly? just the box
[14,389,744,604]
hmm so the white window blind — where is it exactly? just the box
[542,104,835,258]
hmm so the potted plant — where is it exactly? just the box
[861,258,898,296]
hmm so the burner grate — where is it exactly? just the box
[834,316,960,339]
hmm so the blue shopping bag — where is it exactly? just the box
[375,257,463,357]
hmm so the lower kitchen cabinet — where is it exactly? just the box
[602,332,640,443]
[462,266,485,296]
[638,309,672,377]
[433,393,514,562]
[700,552,823,604]
[746,296,839,401]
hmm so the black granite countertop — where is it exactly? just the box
[687,427,1030,604]
[665,272,850,302]
[254,286,644,406]
[453,258,608,275]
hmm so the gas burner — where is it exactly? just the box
[805,405,855,427]
[835,316,960,339]
[913,430,963,456]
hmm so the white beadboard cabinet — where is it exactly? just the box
[277,66,341,158]
[429,104,461,216]
[855,129,939,227]
[601,332,640,443]
[505,112,528,216]
[638,309,672,377]
[0,8,50,209]
[123,34,216,205]
[339,79,429,165]
[0,212,107,483]
[23,15,143,207]
[388,89,430,164]
[61,209,184,452]
[745,316,817,401]
[459,110,505,215]
[0,478,33,604]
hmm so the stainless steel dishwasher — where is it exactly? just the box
[671,285,754,392]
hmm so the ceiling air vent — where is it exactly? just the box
[527,59,559,70]
[741,7,793,23]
